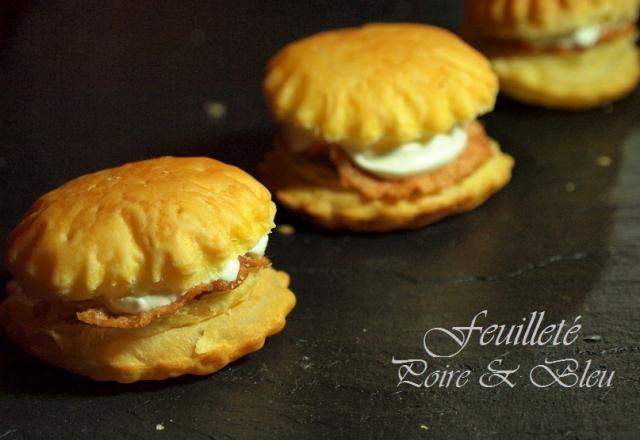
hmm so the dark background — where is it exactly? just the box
[1,1,639,438]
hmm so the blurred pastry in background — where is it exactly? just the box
[260,23,514,232]
[463,0,640,108]
[1,156,296,382]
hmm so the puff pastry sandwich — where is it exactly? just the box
[464,0,640,108]
[260,23,514,232]
[0,156,296,382]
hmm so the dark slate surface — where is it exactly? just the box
[1,1,639,439]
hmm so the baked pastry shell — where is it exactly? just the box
[5,156,276,302]
[464,0,640,40]
[264,23,498,153]
[491,33,639,108]
[0,268,296,383]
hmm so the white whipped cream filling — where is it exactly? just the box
[535,21,629,50]
[249,234,269,257]
[103,233,269,314]
[347,125,468,179]
[103,292,180,315]
[554,23,604,49]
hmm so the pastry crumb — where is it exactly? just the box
[300,355,313,370]
[584,335,602,342]
[277,224,295,235]
[596,156,611,167]
[420,424,429,431]
[0,429,18,438]
[156,423,165,431]
[203,101,227,120]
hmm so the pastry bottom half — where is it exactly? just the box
[0,268,296,383]
[259,141,514,232]
[492,34,639,109]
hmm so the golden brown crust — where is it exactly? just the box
[264,23,498,152]
[0,268,296,383]
[259,140,514,232]
[464,0,640,40]
[329,121,493,202]
[5,156,276,302]
[492,33,639,108]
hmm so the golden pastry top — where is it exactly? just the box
[264,23,498,153]
[464,0,639,40]
[6,156,276,301]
